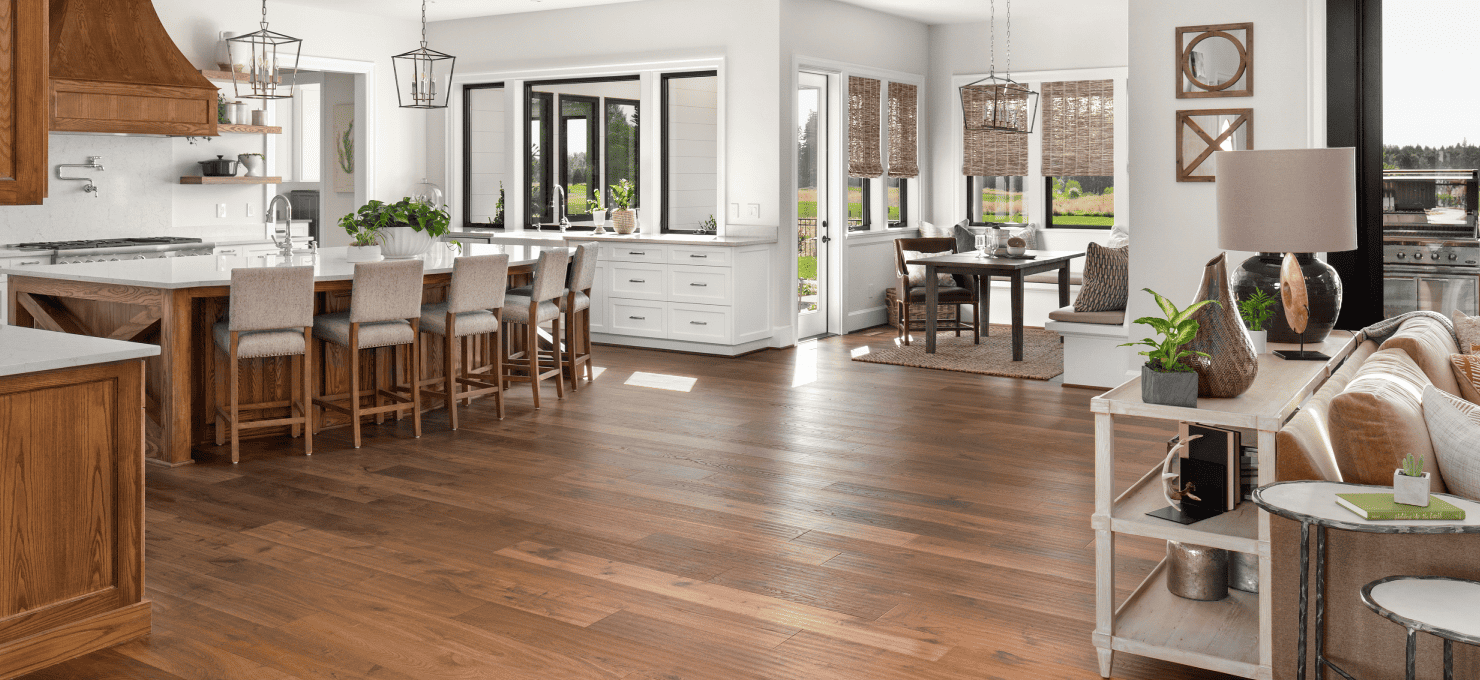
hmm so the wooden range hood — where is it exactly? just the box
[48,0,217,136]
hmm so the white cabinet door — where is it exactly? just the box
[668,265,732,306]
[608,298,666,338]
[608,262,666,301]
[668,303,730,343]
[587,261,607,333]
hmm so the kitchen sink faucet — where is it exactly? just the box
[553,185,570,232]
[267,194,295,261]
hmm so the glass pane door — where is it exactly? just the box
[798,72,828,338]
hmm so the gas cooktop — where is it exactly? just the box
[14,237,204,251]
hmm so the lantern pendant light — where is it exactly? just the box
[959,0,1038,134]
[227,0,302,100]
[394,0,457,109]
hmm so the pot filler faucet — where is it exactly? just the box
[58,156,104,196]
[267,194,295,260]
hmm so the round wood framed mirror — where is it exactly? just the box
[1176,23,1253,98]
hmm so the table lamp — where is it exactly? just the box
[1215,148,1358,360]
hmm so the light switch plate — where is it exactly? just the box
[216,203,227,218]
[746,204,760,219]
[245,203,254,217]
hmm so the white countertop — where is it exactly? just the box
[458,230,777,247]
[0,326,159,377]
[3,244,561,289]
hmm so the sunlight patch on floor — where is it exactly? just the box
[590,366,606,379]
[792,339,819,387]
[850,346,871,358]
[625,372,696,392]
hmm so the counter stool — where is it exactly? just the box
[502,249,570,409]
[417,253,509,429]
[312,259,424,448]
[1361,575,1480,680]
[509,243,597,391]
[212,265,316,464]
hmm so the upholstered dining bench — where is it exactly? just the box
[1045,306,1129,389]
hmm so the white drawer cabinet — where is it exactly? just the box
[608,262,666,301]
[668,265,731,305]
[606,244,667,264]
[609,299,666,338]
[587,260,607,333]
[668,303,730,343]
[669,246,731,266]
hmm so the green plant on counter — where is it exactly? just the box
[609,179,636,210]
[339,197,452,240]
[699,215,717,233]
[1400,454,1425,478]
[1238,288,1276,332]
[1120,288,1219,373]
[345,223,382,247]
[586,195,602,214]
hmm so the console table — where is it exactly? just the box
[1090,332,1359,680]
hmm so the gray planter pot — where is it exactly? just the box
[1142,365,1198,408]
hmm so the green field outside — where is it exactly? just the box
[1051,215,1115,227]
[798,256,816,280]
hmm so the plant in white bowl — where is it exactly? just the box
[1393,454,1431,507]
[338,198,452,259]
[586,196,606,234]
[1238,288,1276,354]
[344,223,383,263]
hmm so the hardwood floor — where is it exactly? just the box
[21,327,1237,680]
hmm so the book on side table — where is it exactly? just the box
[1335,493,1467,521]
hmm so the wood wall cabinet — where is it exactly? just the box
[0,0,50,206]
[0,358,150,678]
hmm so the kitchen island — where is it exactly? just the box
[6,244,556,466]
[0,327,157,678]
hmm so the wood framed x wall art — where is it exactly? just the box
[1176,109,1253,182]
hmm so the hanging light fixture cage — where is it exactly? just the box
[958,0,1039,134]
[395,0,456,109]
[227,0,301,100]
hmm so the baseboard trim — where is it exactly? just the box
[591,333,774,357]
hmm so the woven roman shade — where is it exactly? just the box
[848,76,883,178]
[961,84,1027,176]
[887,82,919,178]
[1042,80,1114,177]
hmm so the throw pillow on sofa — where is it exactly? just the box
[1073,242,1129,312]
[1378,314,1463,397]
[1328,348,1450,493]
[1451,354,1480,404]
[1454,309,1480,354]
[1422,385,1480,500]
[901,250,956,288]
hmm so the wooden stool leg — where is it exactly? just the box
[493,326,505,420]
[583,307,593,382]
[302,330,313,456]
[349,326,362,449]
[229,334,240,464]
[552,314,565,400]
[410,322,422,439]
[214,347,226,446]
[460,334,473,406]
[955,304,962,337]
[527,311,541,410]
[444,317,457,430]
[289,349,302,438]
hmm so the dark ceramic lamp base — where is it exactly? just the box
[1230,252,1343,344]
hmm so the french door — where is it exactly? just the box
[797,72,830,339]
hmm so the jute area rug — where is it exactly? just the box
[851,325,1064,380]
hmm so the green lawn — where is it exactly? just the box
[1051,215,1115,227]
[798,256,817,280]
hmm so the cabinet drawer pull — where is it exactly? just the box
[17,260,41,265]
[629,315,646,320]
[628,251,646,255]
[628,279,645,283]
[690,321,708,326]
[689,254,708,258]
[689,282,708,287]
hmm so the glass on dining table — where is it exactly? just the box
[975,233,988,257]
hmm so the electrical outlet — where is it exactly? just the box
[730,203,740,219]
[216,203,227,218]
[245,203,254,217]
[746,204,760,219]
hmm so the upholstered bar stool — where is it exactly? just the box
[212,265,316,464]
[502,249,570,409]
[312,259,425,448]
[509,243,597,391]
[417,253,509,429]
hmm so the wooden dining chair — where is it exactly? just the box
[892,237,981,345]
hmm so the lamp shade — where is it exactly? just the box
[1215,148,1358,253]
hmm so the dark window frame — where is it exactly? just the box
[523,90,553,230]
[461,81,505,230]
[1044,176,1114,230]
[963,175,1027,227]
[661,70,719,234]
[559,94,600,222]
[604,97,641,212]
[847,177,871,232]
[887,177,908,228]
[524,75,640,232]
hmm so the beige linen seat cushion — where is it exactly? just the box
[507,286,591,313]
[1327,347,1449,493]
[1047,306,1124,325]
[419,303,499,338]
[502,295,562,325]
[312,313,415,349]
[212,322,306,359]
[1276,340,1378,482]
[1378,314,1463,396]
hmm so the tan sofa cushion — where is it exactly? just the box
[1276,340,1378,482]
[1046,306,1124,325]
[1328,348,1449,493]
[1455,308,1480,354]
[1379,315,1462,396]
[1452,353,1480,404]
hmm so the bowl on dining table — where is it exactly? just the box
[1006,245,1026,256]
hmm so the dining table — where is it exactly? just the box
[906,249,1086,361]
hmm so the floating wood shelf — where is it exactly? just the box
[217,123,282,134]
[179,176,282,185]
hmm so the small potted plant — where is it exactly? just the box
[237,152,265,178]
[586,196,606,234]
[344,223,383,263]
[1394,454,1430,507]
[699,214,717,234]
[338,197,451,259]
[1121,288,1219,408]
[1238,288,1276,354]
[609,179,638,234]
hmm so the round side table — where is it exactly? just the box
[1361,576,1480,680]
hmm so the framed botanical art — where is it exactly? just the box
[1176,23,1253,98]
[1176,109,1253,182]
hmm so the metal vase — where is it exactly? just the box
[1227,551,1259,593]
[1186,253,1259,398]
[1166,541,1229,601]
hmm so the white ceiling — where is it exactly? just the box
[278,0,998,24]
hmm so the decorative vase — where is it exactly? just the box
[590,209,606,233]
[613,209,637,235]
[1247,329,1268,355]
[1393,470,1431,507]
[216,31,240,72]
[378,226,436,259]
[238,154,264,177]
[1166,542,1229,601]
[1186,253,1259,398]
[1227,551,1259,593]
[345,245,382,263]
[1230,252,1342,344]
[1141,365,1198,408]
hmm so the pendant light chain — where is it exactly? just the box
[988,0,996,78]
[1006,0,1012,80]
[260,0,268,30]
[420,0,428,48]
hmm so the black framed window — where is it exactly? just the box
[1045,175,1114,229]
[524,91,553,229]
[847,177,870,231]
[965,176,1025,225]
[605,98,639,211]
[560,95,599,221]
[887,178,907,228]
[462,82,506,229]
[662,70,719,233]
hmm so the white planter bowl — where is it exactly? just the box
[379,226,436,259]
[238,154,264,177]
[345,245,382,263]
[1247,329,1268,355]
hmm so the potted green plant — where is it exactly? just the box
[1120,288,1219,408]
[1238,288,1276,354]
[609,179,638,234]
[1394,454,1431,507]
[586,196,606,233]
[343,222,383,263]
[338,197,451,259]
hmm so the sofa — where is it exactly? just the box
[1272,315,1479,679]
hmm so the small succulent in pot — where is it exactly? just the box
[1122,288,1219,408]
[1394,453,1430,507]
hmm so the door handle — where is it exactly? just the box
[821,235,832,243]
[690,321,707,325]
[628,251,646,255]
[629,315,645,320]
[689,254,708,258]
